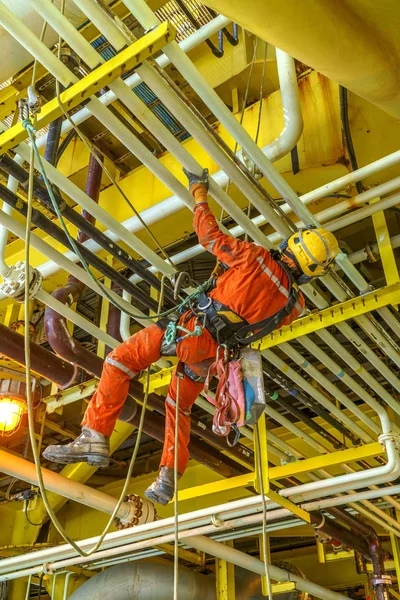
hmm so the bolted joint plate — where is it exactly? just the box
[0,261,42,302]
[114,494,157,530]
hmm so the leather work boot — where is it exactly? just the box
[43,427,110,467]
[144,466,180,505]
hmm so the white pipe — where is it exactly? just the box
[302,150,400,206]
[35,0,269,247]
[135,59,291,238]
[122,0,314,227]
[36,15,232,148]
[267,176,400,245]
[3,481,400,580]
[0,208,160,329]
[325,191,400,232]
[278,341,380,437]
[0,0,187,277]
[186,535,349,600]
[262,348,373,443]
[315,327,400,413]
[0,155,24,276]
[0,448,134,522]
[287,336,396,429]
[266,48,303,162]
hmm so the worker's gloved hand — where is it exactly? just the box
[183,167,209,190]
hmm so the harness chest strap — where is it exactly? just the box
[198,260,301,346]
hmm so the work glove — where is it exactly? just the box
[183,167,209,190]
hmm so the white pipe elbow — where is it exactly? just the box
[263,49,303,163]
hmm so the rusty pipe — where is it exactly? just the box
[76,152,102,244]
[310,511,370,557]
[327,507,391,600]
[0,324,76,389]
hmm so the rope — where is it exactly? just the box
[173,374,181,600]
[22,117,202,321]
[255,421,273,600]
[23,108,153,554]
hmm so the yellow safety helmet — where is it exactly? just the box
[282,227,339,278]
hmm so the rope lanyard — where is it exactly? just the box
[173,374,182,600]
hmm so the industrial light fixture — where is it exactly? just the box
[0,380,28,436]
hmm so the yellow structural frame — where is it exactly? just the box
[0,21,175,155]
[142,281,400,392]
[176,442,383,504]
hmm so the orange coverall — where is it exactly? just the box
[82,189,305,475]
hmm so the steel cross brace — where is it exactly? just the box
[0,22,176,155]
[258,281,400,349]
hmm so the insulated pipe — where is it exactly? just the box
[0,323,76,388]
[68,560,216,600]
[0,447,135,522]
[34,0,273,246]
[266,48,303,162]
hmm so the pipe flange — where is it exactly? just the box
[0,262,42,302]
[240,150,263,180]
[314,530,332,544]
[371,574,392,587]
[378,432,400,450]
[114,494,157,530]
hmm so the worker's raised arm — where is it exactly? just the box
[183,168,258,267]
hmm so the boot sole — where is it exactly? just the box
[43,451,110,468]
[144,488,172,506]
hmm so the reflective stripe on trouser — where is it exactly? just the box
[160,373,205,474]
[82,324,164,437]
[83,318,218,475]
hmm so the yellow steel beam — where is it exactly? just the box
[44,379,97,414]
[267,489,311,523]
[272,582,297,594]
[258,282,400,349]
[176,442,383,503]
[141,284,400,393]
[268,442,383,481]
[0,22,175,156]
[216,541,235,599]
[176,472,255,503]
[371,200,399,305]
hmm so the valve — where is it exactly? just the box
[0,262,42,302]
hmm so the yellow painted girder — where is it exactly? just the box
[177,442,383,504]
[0,22,176,156]
[141,283,400,393]
[258,282,400,349]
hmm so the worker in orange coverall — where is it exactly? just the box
[44,168,339,505]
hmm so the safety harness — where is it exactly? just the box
[195,258,301,347]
